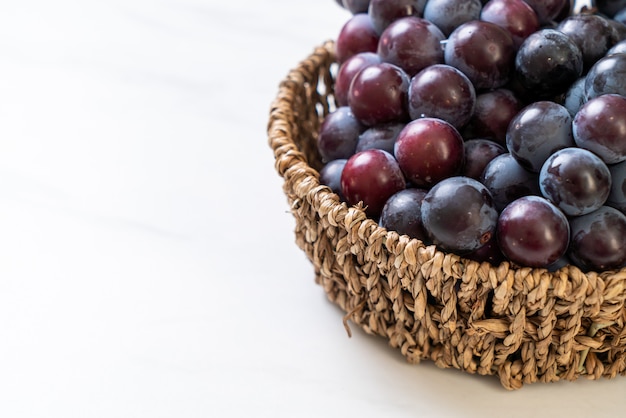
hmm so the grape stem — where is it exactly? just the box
[570,0,596,15]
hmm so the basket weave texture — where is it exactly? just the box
[267,41,626,390]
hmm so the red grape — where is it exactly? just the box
[444,20,516,90]
[335,13,380,64]
[334,52,382,107]
[394,118,464,187]
[407,64,476,129]
[341,149,406,217]
[377,16,445,76]
[348,62,410,126]
[480,0,539,48]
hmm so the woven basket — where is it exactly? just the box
[267,41,626,390]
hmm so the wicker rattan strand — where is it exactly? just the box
[267,41,626,390]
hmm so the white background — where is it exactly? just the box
[0,1,624,417]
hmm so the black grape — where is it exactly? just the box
[568,206,626,271]
[379,188,429,241]
[317,106,365,162]
[515,29,583,98]
[584,53,626,99]
[506,101,574,172]
[421,176,498,253]
[497,196,570,268]
[422,0,482,36]
[481,153,540,212]
[539,147,612,216]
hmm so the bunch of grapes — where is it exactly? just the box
[319,0,626,271]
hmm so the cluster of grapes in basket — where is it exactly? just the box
[318,0,626,272]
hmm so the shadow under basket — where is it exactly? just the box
[267,41,626,390]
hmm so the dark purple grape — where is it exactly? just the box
[610,18,626,42]
[481,153,540,212]
[356,122,405,154]
[463,139,506,180]
[368,0,428,35]
[394,118,464,187]
[539,147,612,216]
[556,14,618,71]
[377,16,445,76]
[317,106,365,162]
[480,0,539,48]
[341,149,406,217]
[506,101,575,172]
[608,39,626,55]
[562,77,586,117]
[607,160,626,214]
[407,64,476,128]
[421,176,498,253]
[444,20,516,90]
[497,196,570,268]
[573,93,626,164]
[379,188,429,241]
[464,88,522,145]
[568,206,626,271]
[464,234,506,265]
[515,29,583,98]
[335,13,380,64]
[521,0,569,25]
[319,159,348,201]
[348,62,410,126]
[422,0,483,37]
[343,0,371,14]
[334,52,382,108]
[598,0,626,17]
[584,53,626,99]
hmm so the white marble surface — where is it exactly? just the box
[0,1,624,416]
